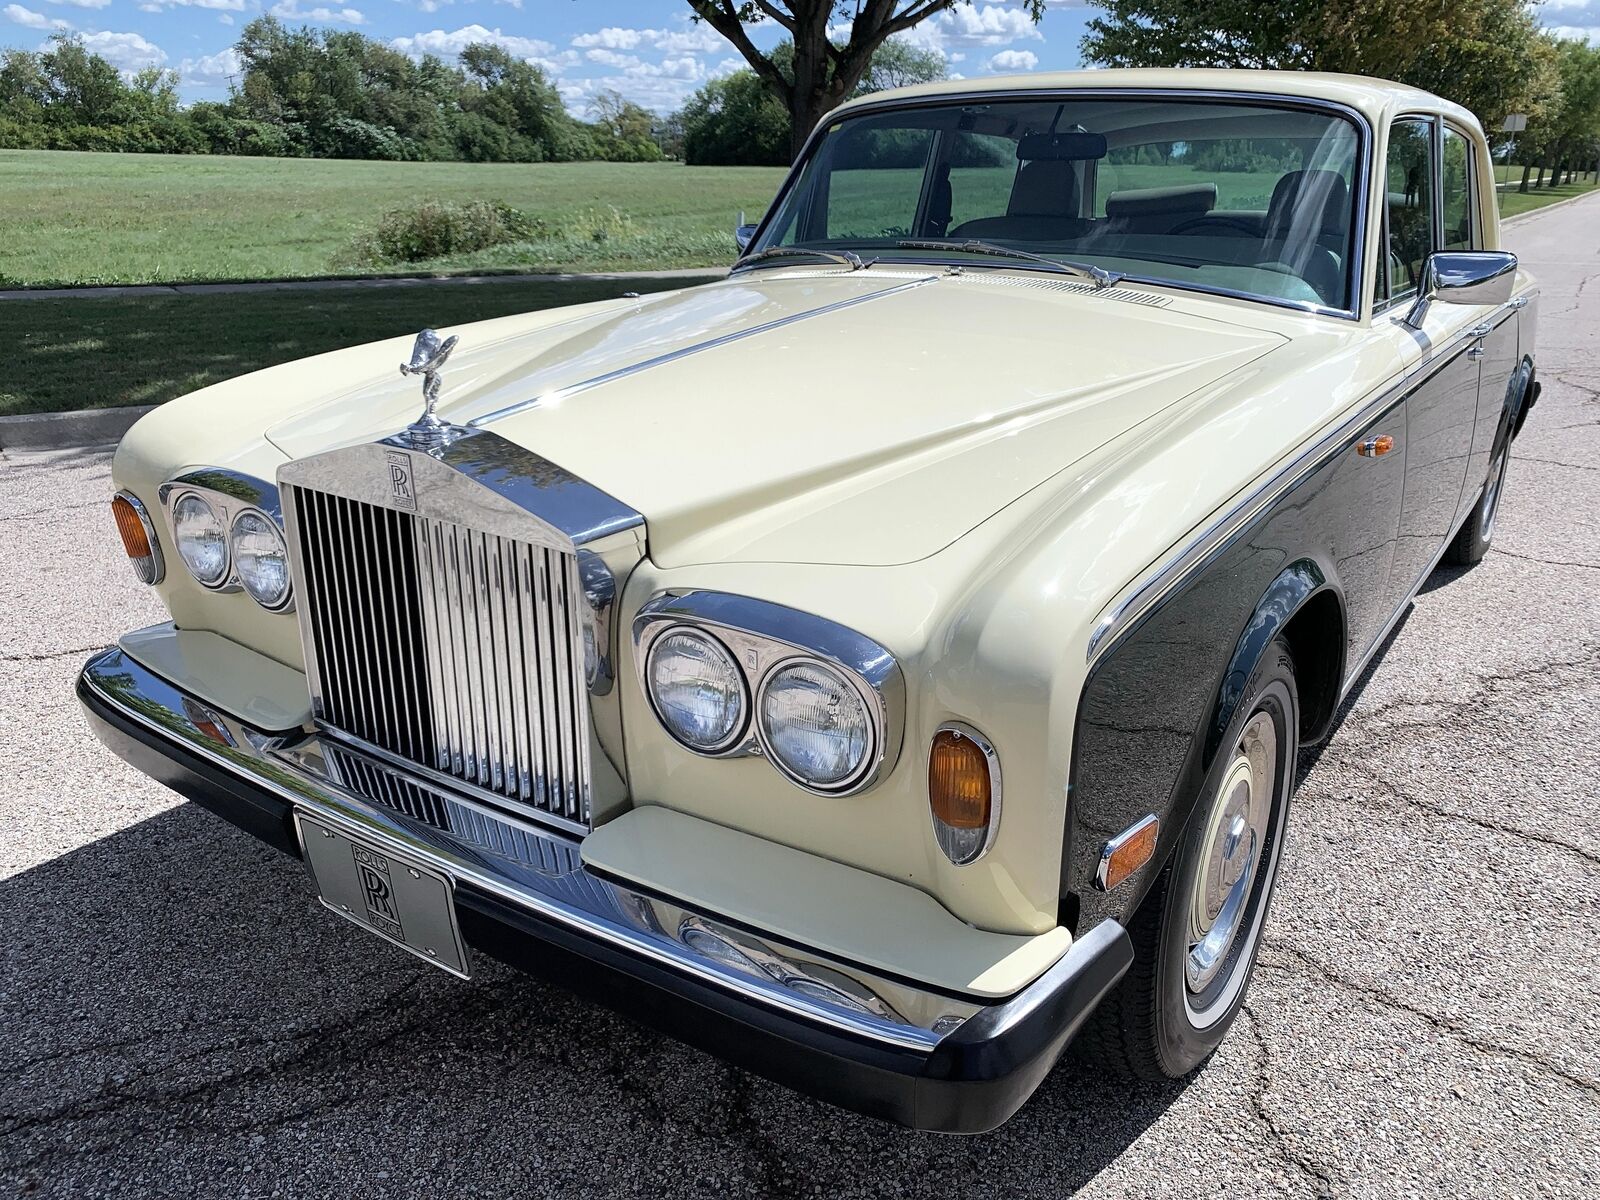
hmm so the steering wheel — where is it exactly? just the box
[1167,216,1261,238]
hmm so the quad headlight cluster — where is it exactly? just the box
[157,471,294,612]
[634,592,903,798]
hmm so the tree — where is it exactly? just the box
[687,1,1042,159]
[855,36,947,96]
[679,69,790,165]
[1081,0,1553,133]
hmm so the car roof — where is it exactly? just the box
[833,68,1481,135]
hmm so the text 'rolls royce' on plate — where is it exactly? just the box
[81,69,1539,1132]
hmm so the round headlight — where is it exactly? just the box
[646,628,747,752]
[172,492,228,587]
[230,510,292,610]
[758,661,872,791]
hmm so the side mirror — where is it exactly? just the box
[1403,250,1517,328]
[735,223,759,254]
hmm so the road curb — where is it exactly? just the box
[0,405,153,452]
[1501,186,1600,227]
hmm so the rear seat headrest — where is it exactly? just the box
[1104,184,1218,221]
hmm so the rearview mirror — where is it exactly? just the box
[735,209,759,255]
[1017,130,1107,161]
[1404,251,1517,328]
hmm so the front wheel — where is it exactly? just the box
[1445,438,1511,566]
[1082,639,1299,1079]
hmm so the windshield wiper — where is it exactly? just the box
[896,239,1122,288]
[734,246,871,272]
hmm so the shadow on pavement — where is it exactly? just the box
[1,800,1187,1196]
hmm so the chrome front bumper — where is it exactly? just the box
[77,645,1131,1131]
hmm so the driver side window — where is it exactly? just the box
[1385,118,1436,302]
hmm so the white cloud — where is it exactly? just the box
[218,11,232,22]
[45,0,110,9]
[391,24,553,61]
[4,3,67,28]
[270,0,365,24]
[572,24,725,55]
[140,0,245,9]
[79,29,167,70]
[179,46,239,85]
[987,48,1038,71]
[941,4,1044,46]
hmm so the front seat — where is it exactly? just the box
[950,158,1087,242]
[1261,169,1351,303]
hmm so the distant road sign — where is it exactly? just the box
[1502,113,1527,132]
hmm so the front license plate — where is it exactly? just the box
[295,812,470,978]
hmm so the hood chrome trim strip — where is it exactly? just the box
[467,274,938,428]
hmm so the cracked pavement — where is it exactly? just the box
[2,195,1597,1197]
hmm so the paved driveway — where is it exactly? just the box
[2,196,1597,1198]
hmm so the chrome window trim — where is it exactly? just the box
[746,87,1374,322]
[468,277,938,428]
[632,590,905,797]
[931,721,1003,866]
[113,488,165,586]
[1084,294,1527,666]
[641,623,752,756]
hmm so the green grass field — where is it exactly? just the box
[1497,176,1600,218]
[0,276,698,417]
[0,150,787,287]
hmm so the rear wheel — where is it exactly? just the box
[1082,639,1299,1079]
[1445,438,1511,566]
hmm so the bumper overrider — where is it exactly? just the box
[77,646,1131,1132]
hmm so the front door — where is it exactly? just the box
[1378,117,1484,608]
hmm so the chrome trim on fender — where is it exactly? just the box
[468,276,938,428]
[931,721,1003,866]
[1085,293,1530,666]
[78,646,978,1049]
[1095,814,1160,891]
[157,468,287,605]
[113,489,165,586]
[633,591,905,796]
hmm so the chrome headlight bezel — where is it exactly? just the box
[229,508,294,612]
[632,591,903,797]
[644,623,750,754]
[159,469,294,613]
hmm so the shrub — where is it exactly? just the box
[352,199,540,265]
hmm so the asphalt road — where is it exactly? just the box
[3,195,1597,1198]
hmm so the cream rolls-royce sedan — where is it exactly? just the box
[81,69,1539,1132]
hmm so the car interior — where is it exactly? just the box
[767,98,1364,310]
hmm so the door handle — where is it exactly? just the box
[1357,434,1395,457]
[1467,323,1493,338]
[1467,344,1486,359]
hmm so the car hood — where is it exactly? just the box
[266,270,1285,566]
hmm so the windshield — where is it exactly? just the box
[750,95,1364,312]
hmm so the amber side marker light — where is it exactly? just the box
[928,725,999,865]
[111,491,164,585]
[1095,814,1159,891]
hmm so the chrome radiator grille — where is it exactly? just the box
[287,486,592,829]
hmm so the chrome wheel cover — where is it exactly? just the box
[1184,711,1277,1015]
[1481,448,1509,542]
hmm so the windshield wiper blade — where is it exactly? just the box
[896,239,1122,288]
[734,246,870,271]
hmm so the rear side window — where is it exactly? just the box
[1442,125,1476,251]
[1385,118,1436,301]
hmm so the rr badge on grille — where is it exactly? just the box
[385,451,417,512]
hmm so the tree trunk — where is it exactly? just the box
[1518,163,1531,193]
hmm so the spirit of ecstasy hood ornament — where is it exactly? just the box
[399,328,459,446]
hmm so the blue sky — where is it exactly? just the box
[4,0,1598,112]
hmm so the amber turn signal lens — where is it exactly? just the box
[929,729,992,830]
[112,494,152,560]
[111,491,163,585]
[1097,816,1159,892]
